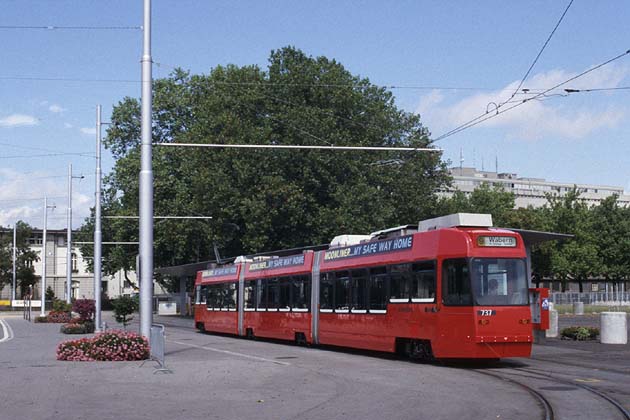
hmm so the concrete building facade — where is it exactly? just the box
[0,228,143,302]
[442,167,630,208]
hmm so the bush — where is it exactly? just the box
[60,321,95,334]
[73,299,95,322]
[34,316,48,323]
[52,300,73,313]
[112,296,139,328]
[47,311,72,323]
[561,326,599,341]
[56,330,149,361]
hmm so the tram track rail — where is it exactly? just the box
[475,366,630,420]
[473,369,554,420]
[515,367,630,420]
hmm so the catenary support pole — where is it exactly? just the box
[41,197,48,316]
[12,223,16,302]
[139,0,154,339]
[94,105,103,331]
[66,163,73,303]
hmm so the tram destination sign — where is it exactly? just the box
[324,236,413,262]
[201,266,238,278]
[476,236,517,247]
[249,254,306,271]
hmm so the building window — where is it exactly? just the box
[71,253,78,273]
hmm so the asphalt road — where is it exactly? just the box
[0,312,628,420]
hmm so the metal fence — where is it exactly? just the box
[550,292,630,306]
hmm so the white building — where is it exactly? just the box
[0,228,163,302]
[442,167,630,208]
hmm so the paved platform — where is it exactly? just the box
[1,312,628,420]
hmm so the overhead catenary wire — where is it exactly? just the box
[502,0,574,106]
[0,25,141,30]
[154,143,440,152]
[433,48,630,142]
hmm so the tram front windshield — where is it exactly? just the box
[471,258,528,306]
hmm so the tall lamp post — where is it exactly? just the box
[94,105,103,331]
[139,0,154,339]
[66,163,84,304]
[41,197,56,316]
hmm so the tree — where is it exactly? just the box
[540,188,601,292]
[78,47,449,284]
[111,296,139,328]
[437,182,515,226]
[590,195,630,285]
[0,221,39,298]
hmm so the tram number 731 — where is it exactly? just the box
[477,309,496,316]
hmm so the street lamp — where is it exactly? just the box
[66,163,85,304]
[41,197,56,316]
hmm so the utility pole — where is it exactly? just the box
[67,164,72,303]
[12,224,17,302]
[66,164,84,304]
[94,105,103,331]
[139,0,154,339]
[41,197,55,316]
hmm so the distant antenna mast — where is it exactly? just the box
[481,156,485,172]
[495,155,499,174]
[472,148,476,169]
[459,148,464,174]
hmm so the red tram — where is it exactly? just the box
[194,213,549,359]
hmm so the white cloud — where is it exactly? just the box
[64,122,74,129]
[49,104,66,113]
[80,127,96,135]
[418,63,630,140]
[0,169,92,229]
[0,114,39,128]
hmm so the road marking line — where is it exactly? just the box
[0,319,14,343]
[574,378,601,383]
[169,340,290,366]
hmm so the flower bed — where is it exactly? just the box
[56,330,149,361]
[60,321,95,334]
[48,311,72,323]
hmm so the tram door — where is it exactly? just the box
[437,258,475,355]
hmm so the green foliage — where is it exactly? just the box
[437,183,515,227]
[45,286,55,301]
[34,316,48,323]
[60,320,95,335]
[52,300,73,313]
[0,221,39,297]
[560,326,599,341]
[77,47,448,287]
[111,295,139,328]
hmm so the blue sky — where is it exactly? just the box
[1,1,629,229]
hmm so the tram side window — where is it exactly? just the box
[320,273,334,311]
[334,271,351,312]
[256,279,267,310]
[390,264,411,302]
[244,280,256,310]
[279,277,291,311]
[291,275,311,310]
[350,269,368,312]
[442,259,472,306]
[225,283,237,310]
[369,266,388,311]
[207,285,221,309]
[411,261,436,302]
[267,278,280,310]
[197,285,207,304]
